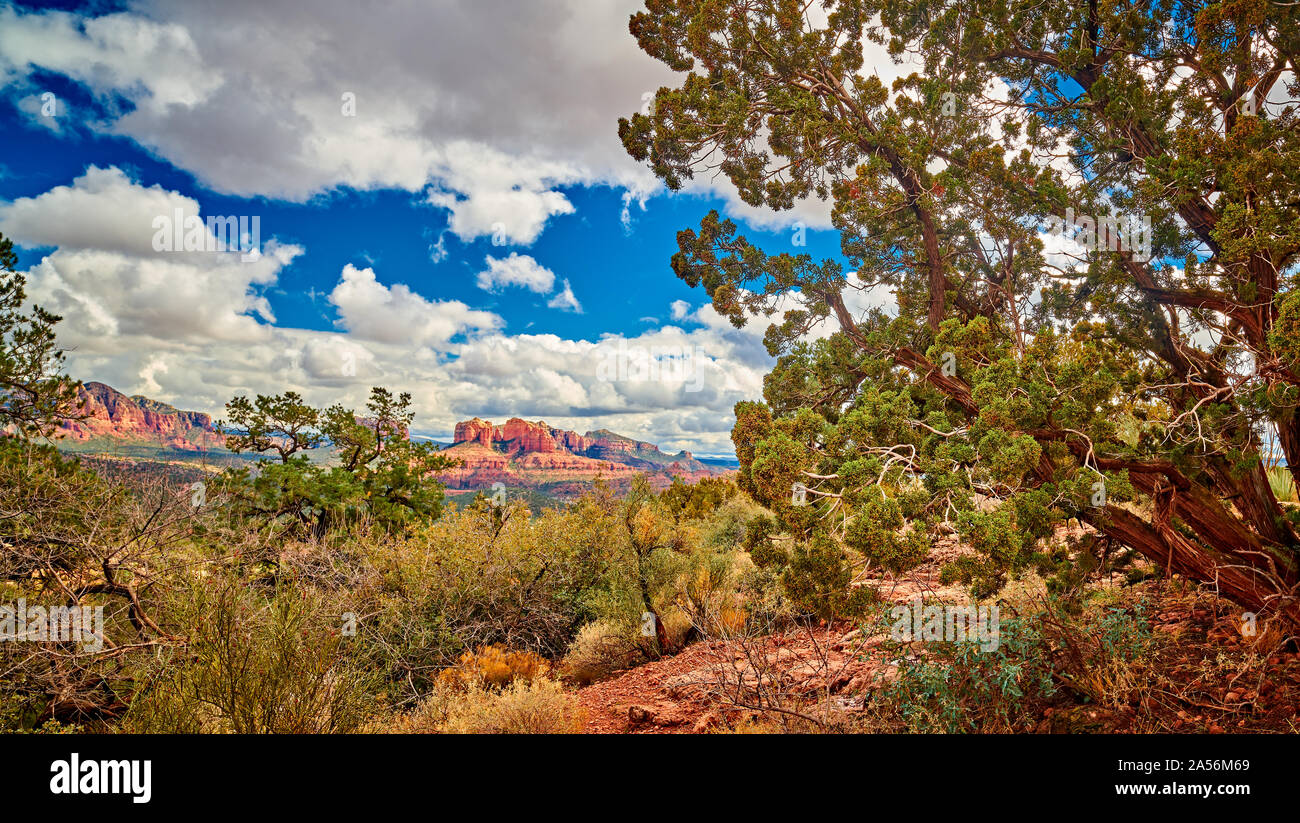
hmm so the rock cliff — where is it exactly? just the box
[441,417,727,497]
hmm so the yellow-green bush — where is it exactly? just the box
[122,578,379,734]
[439,677,584,734]
[560,619,640,685]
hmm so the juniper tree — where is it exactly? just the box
[621,0,1300,624]
[219,387,459,537]
[0,231,79,437]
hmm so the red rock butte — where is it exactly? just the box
[442,416,725,496]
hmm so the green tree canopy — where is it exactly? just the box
[0,231,79,438]
[622,0,1300,624]
[219,387,460,537]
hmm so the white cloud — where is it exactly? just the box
[0,1,674,244]
[546,279,583,313]
[0,1,895,243]
[0,8,220,114]
[15,92,64,134]
[0,165,190,256]
[426,144,581,245]
[328,263,502,346]
[476,252,555,294]
[0,167,777,454]
[0,166,294,348]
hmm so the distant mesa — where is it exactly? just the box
[442,417,729,496]
[57,382,222,452]
[46,384,732,500]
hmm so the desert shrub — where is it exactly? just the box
[346,491,699,703]
[866,597,1150,733]
[660,476,738,521]
[741,513,787,568]
[436,645,550,691]
[122,578,379,733]
[364,501,614,668]
[715,717,787,734]
[780,537,873,621]
[439,677,584,734]
[1267,464,1297,503]
[351,588,463,701]
[701,494,763,551]
[735,555,796,631]
[0,694,82,734]
[669,548,746,638]
[0,437,226,729]
[735,513,872,624]
[658,607,696,651]
[559,619,642,685]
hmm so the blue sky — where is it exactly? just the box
[0,113,843,344]
[0,0,877,457]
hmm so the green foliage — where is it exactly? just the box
[780,536,873,621]
[868,598,1151,733]
[660,475,738,521]
[124,578,379,733]
[742,513,787,568]
[217,387,459,537]
[1267,464,1298,504]
[560,619,641,686]
[621,0,1300,620]
[0,231,80,438]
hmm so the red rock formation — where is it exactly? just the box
[553,428,591,454]
[57,382,220,451]
[500,418,559,453]
[453,418,498,448]
[443,416,731,498]
[50,388,734,500]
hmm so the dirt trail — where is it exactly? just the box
[577,537,977,734]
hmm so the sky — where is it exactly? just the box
[0,0,899,457]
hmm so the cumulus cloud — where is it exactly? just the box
[546,279,583,313]
[0,1,903,241]
[0,1,674,244]
[0,166,294,348]
[0,165,192,256]
[0,8,220,114]
[475,252,555,294]
[426,145,581,245]
[328,263,502,346]
[0,165,777,454]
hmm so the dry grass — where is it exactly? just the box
[440,678,585,734]
[436,645,550,691]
